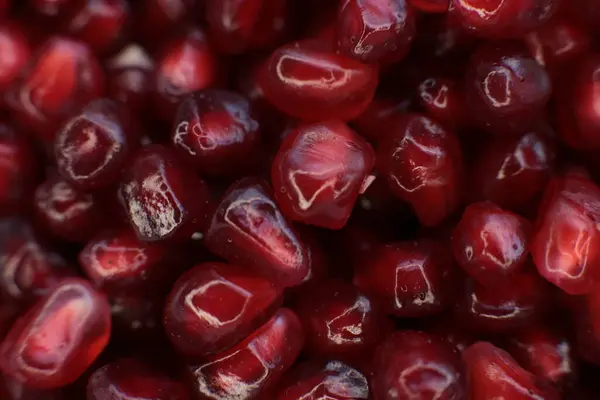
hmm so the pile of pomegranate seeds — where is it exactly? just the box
[2,0,600,398]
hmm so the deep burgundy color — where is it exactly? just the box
[450,0,559,38]
[87,358,190,400]
[335,0,416,63]
[204,178,310,287]
[454,273,548,333]
[377,113,463,226]
[271,120,375,230]
[416,77,466,130]
[465,42,552,136]
[275,360,369,400]
[452,202,531,287]
[468,128,555,211]
[33,174,106,243]
[531,174,600,294]
[151,28,219,122]
[294,281,387,364]
[0,22,30,94]
[55,98,139,190]
[170,90,262,178]
[164,262,282,357]
[260,41,378,121]
[205,0,289,54]
[118,145,213,242]
[7,36,104,144]
[354,240,456,317]
[463,342,560,399]
[0,278,111,389]
[188,308,304,399]
[371,330,465,400]
[79,228,173,296]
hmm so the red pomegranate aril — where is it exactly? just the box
[6,36,104,144]
[107,66,152,114]
[454,273,548,333]
[450,0,559,38]
[417,77,467,130]
[335,0,416,63]
[452,202,531,287]
[556,55,600,150]
[33,174,107,243]
[204,177,310,287]
[525,18,590,76]
[206,0,289,54]
[260,41,378,122]
[351,97,413,143]
[152,27,220,123]
[507,327,576,388]
[79,228,174,295]
[410,0,448,13]
[0,219,72,305]
[164,262,282,357]
[469,128,556,212]
[188,308,304,399]
[531,174,600,295]
[354,240,456,318]
[465,42,552,136]
[59,0,130,56]
[463,342,560,400]
[0,22,31,94]
[55,98,139,190]
[271,121,375,230]
[275,360,369,400]
[377,113,463,227]
[294,281,387,364]
[170,90,262,178]
[118,145,213,242]
[0,123,37,215]
[1,373,64,400]
[371,330,465,400]
[0,278,111,389]
[87,358,190,400]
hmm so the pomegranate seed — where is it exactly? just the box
[351,97,414,143]
[271,120,375,230]
[454,273,549,333]
[506,327,576,388]
[354,240,456,318]
[118,145,213,242]
[275,360,369,399]
[416,77,467,130]
[78,228,177,296]
[204,177,310,288]
[164,262,282,357]
[260,41,378,122]
[410,0,448,13]
[151,27,220,123]
[531,174,600,294]
[33,174,107,243]
[6,37,104,144]
[465,42,552,136]
[205,0,289,54]
[450,0,559,38]
[1,373,64,400]
[0,219,72,305]
[188,308,304,399]
[55,98,139,190]
[463,342,560,399]
[377,113,463,227]
[452,202,531,287]
[0,278,111,389]
[371,330,466,400]
[0,22,31,94]
[87,358,190,400]
[335,0,416,63]
[468,128,556,212]
[556,54,600,150]
[170,90,262,178]
[294,281,388,364]
[107,66,152,114]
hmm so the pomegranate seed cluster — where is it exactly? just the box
[0,0,600,399]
